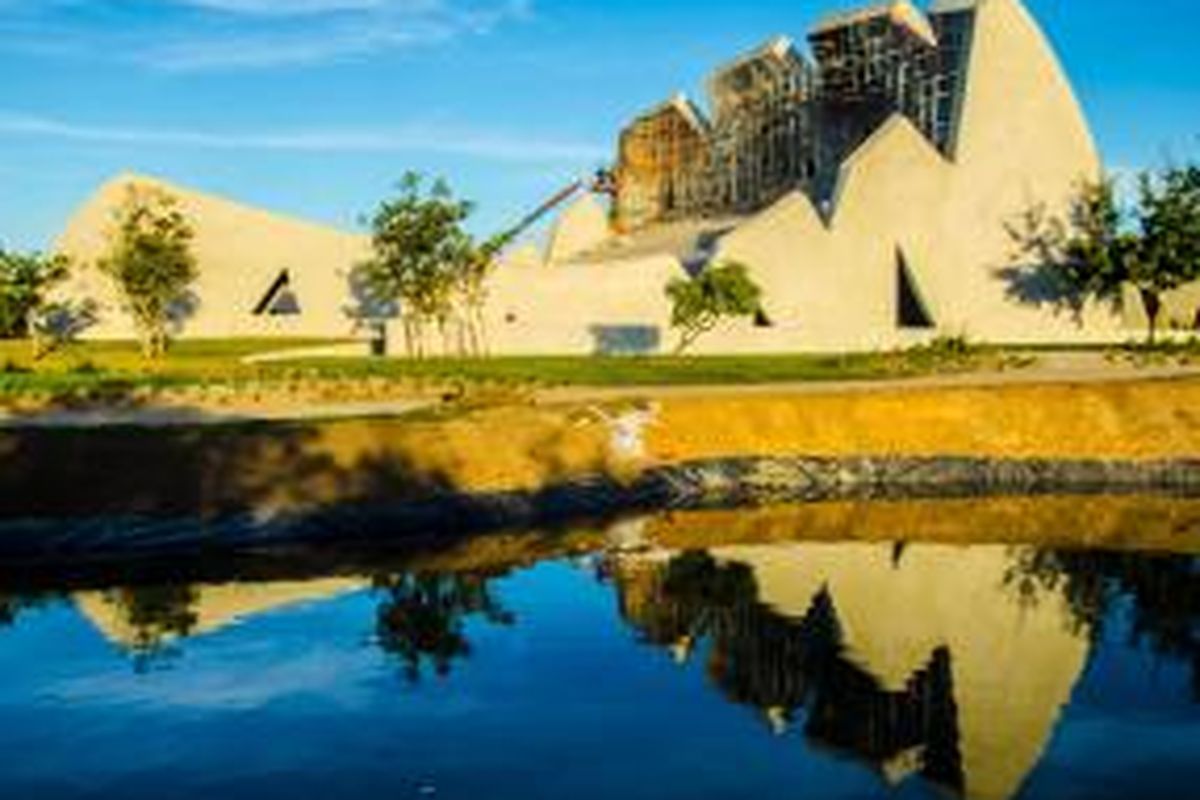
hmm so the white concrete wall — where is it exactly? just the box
[57,173,369,341]
[465,0,1136,357]
[481,255,686,356]
[544,195,612,266]
[63,1,1184,357]
[694,0,1123,353]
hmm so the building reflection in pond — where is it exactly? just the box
[11,527,1192,800]
[75,579,364,668]
[73,571,517,682]
[608,542,1096,800]
[610,549,966,792]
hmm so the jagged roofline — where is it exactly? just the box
[809,0,974,224]
[737,0,1093,228]
[807,114,947,230]
[628,37,810,144]
[623,92,713,138]
[56,170,365,252]
[621,0,963,139]
[706,36,812,121]
[809,1,938,47]
[614,0,1096,249]
[619,0,953,154]
[708,35,809,87]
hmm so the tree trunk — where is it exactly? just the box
[675,330,700,355]
[473,305,489,358]
[1141,288,1162,346]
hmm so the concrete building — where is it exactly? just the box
[56,173,370,341]
[611,0,973,230]
[470,0,1192,355]
[55,0,1199,353]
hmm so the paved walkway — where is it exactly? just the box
[1,352,1197,429]
[542,352,1200,403]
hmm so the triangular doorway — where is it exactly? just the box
[896,249,935,329]
[253,270,302,317]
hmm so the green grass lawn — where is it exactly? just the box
[279,353,898,386]
[0,335,1021,404]
[0,338,339,400]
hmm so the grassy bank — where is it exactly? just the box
[0,336,1026,409]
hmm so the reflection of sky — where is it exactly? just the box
[1017,598,1200,800]
[1073,601,1194,715]
[0,557,1197,800]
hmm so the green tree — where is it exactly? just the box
[1007,164,1200,344]
[453,233,508,357]
[1131,164,1200,342]
[0,248,71,340]
[357,172,475,358]
[665,261,764,354]
[97,185,198,358]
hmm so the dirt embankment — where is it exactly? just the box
[1,378,1197,518]
[642,378,1200,463]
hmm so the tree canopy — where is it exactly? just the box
[355,172,494,357]
[0,248,71,339]
[97,185,198,358]
[1007,163,1200,343]
[666,261,764,353]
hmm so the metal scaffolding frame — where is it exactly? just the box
[612,1,978,233]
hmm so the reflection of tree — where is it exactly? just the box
[1008,550,1200,698]
[0,591,61,629]
[614,552,964,794]
[111,584,200,670]
[373,571,514,683]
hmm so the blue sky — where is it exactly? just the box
[1,0,1198,251]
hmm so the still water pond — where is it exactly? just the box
[1,506,1198,800]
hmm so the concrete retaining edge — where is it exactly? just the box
[1,455,1198,564]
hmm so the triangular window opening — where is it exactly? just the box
[253,270,302,317]
[896,250,935,329]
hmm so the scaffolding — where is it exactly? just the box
[705,36,817,215]
[614,94,711,232]
[612,1,978,233]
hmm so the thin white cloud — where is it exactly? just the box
[0,0,531,70]
[0,111,607,163]
[140,16,456,70]
[179,0,402,16]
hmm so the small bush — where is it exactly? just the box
[2,359,31,375]
[896,335,979,372]
[1109,337,1200,367]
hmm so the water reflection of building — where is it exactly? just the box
[612,542,1089,800]
[76,579,365,650]
[74,571,513,683]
